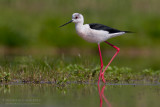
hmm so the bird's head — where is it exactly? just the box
[59,13,84,27]
[72,13,84,23]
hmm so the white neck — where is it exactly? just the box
[75,22,83,26]
[75,22,84,31]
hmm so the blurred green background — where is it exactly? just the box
[0,0,159,55]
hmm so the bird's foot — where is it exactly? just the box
[100,73,106,83]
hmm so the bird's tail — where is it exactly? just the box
[124,31,134,33]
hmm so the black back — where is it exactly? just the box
[89,23,122,33]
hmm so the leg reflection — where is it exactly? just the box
[98,84,112,107]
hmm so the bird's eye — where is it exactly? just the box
[75,16,78,19]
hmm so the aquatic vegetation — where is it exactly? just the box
[0,56,159,84]
[0,72,11,82]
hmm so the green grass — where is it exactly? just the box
[0,56,159,85]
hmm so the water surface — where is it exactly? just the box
[0,83,160,107]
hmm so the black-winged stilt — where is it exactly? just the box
[60,13,132,83]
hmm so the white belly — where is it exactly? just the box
[75,24,125,44]
[76,28,110,43]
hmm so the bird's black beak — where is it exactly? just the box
[59,20,73,27]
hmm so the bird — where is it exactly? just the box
[59,13,132,83]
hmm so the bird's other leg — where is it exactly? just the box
[101,41,120,82]
[98,44,105,84]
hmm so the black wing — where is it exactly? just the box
[89,23,122,34]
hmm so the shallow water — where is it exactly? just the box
[0,83,160,107]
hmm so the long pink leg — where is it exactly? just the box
[101,41,120,82]
[98,44,105,84]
